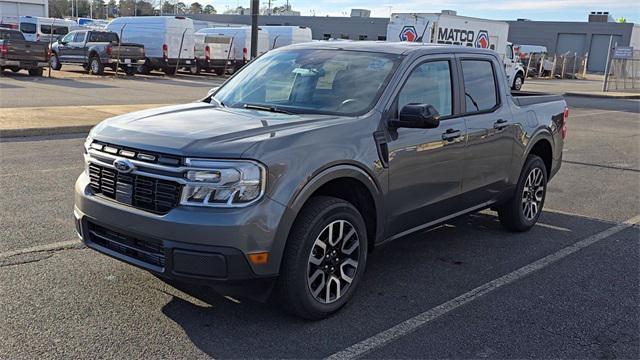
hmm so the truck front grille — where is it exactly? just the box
[88,222,165,268]
[88,164,181,214]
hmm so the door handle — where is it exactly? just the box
[442,128,461,141]
[493,119,508,129]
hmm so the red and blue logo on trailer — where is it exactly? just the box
[399,26,418,42]
[475,30,490,49]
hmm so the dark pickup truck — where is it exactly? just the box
[0,28,48,76]
[75,42,567,319]
[50,30,145,75]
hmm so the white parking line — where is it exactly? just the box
[326,215,640,360]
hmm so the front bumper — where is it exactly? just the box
[74,172,287,295]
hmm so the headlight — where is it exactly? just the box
[180,159,266,207]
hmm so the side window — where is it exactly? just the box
[506,44,513,60]
[61,32,75,43]
[20,22,36,34]
[397,60,453,117]
[74,32,86,42]
[461,60,498,113]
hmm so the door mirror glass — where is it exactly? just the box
[390,104,440,129]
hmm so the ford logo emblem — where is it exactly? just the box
[113,158,135,173]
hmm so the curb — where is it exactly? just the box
[0,125,93,138]
[563,92,640,99]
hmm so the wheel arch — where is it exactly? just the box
[524,134,553,176]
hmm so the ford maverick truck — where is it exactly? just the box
[74,42,567,319]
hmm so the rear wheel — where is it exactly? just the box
[497,155,547,232]
[89,55,104,75]
[163,67,176,75]
[50,53,62,70]
[277,196,368,320]
[189,64,200,75]
[123,66,136,76]
[213,67,224,76]
[512,73,524,91]
[28,68,43,76]
[137,62,151,75]
[10,67,20,73]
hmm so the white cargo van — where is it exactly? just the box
[193,33,236,75]
[261,26,312,49]
[19,16,77,43]
[107,16,195,75]
[387,12,526,90]
[197,27,268,72]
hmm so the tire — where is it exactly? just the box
[213,67,224,76]
[10,67,20,73]
[123,66,136,76]
[497,155,547,232]
[189,64,200,75]
[137,63,151,75]
[89,55,104,75]
[50,53,62,70]
[28,68,43,76]
[163,67,176,75]
[277,196,368,320]
[512,73,524,91]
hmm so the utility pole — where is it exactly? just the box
[250,0,259,58]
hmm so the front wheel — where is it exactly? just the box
[28,68,43,76]
[497,155,547,232]
[277,196,368,320]
[512,73,524,91]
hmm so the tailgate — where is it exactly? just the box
[4,41,48,62]
[112,44,144,59]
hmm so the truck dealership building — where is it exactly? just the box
[190,11,638,73]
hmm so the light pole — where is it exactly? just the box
[250,0,259,58]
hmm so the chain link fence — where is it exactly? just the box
[605,49,640,92]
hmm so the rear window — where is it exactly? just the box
[461,60,499,113]
[0,29,24,40]
[20,22,36,34]
[88,32,119,43]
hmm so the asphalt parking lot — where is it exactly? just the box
[0,77,638,358]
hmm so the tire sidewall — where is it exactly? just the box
[516,156,547,227]
[513,74,524,91]
[288,200,368,317]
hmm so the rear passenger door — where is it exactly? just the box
[386,55,467,237]
[458,55,516,206]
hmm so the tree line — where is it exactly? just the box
[49,0,217,19]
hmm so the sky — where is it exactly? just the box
[203,0,640,23]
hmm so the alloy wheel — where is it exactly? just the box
[522,167,545,221]
[514,76,523,90]
[91,59,99,74]
[307,220,360,304]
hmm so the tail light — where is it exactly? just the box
[205,45,210,60]
[561,107,569,139]
[0,44,8,56]
[162,44,168,60]
[106,44,112,56]
[242,47,247,62]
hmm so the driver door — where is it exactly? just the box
[386,56,467,237]
[57,32,75,62]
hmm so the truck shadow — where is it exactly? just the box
[159,210,616,358]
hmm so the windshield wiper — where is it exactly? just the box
[243,103,294,115]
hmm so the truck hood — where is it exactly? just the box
[91,102,342,157]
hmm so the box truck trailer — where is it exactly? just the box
[387,11,525,90]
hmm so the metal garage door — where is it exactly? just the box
[588,34,623,73]
[556,33,587,56]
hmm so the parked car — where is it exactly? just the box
[262,25,313,49]
[19,16,78,43]
[74,42,567,319]
[106,16,195,75]
[50,30,145,75]
[197,26,268,73]
[0,28,49,76]
[191,32,236,75]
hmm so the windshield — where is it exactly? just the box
[213,49,400,116]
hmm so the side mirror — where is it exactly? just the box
[389,104,440,129]
[207,87,220,97]
[59,40,67,45]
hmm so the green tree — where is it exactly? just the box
[49,0,70,18]
[176,2,186,14]
[189,2,203,14]
[203,4,216,14]
[161,1,175,14]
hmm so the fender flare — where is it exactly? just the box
[516,130,554,176]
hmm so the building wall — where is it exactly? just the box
[189,14,390,41]
[0,0,48,17]
[507,20,634,72]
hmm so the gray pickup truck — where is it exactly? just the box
[74,42,567,319]
[0,28,48,76]
[50,30,145,75]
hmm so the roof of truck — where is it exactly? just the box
[286,40,499,56]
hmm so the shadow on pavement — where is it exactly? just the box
[158,210,617,358]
